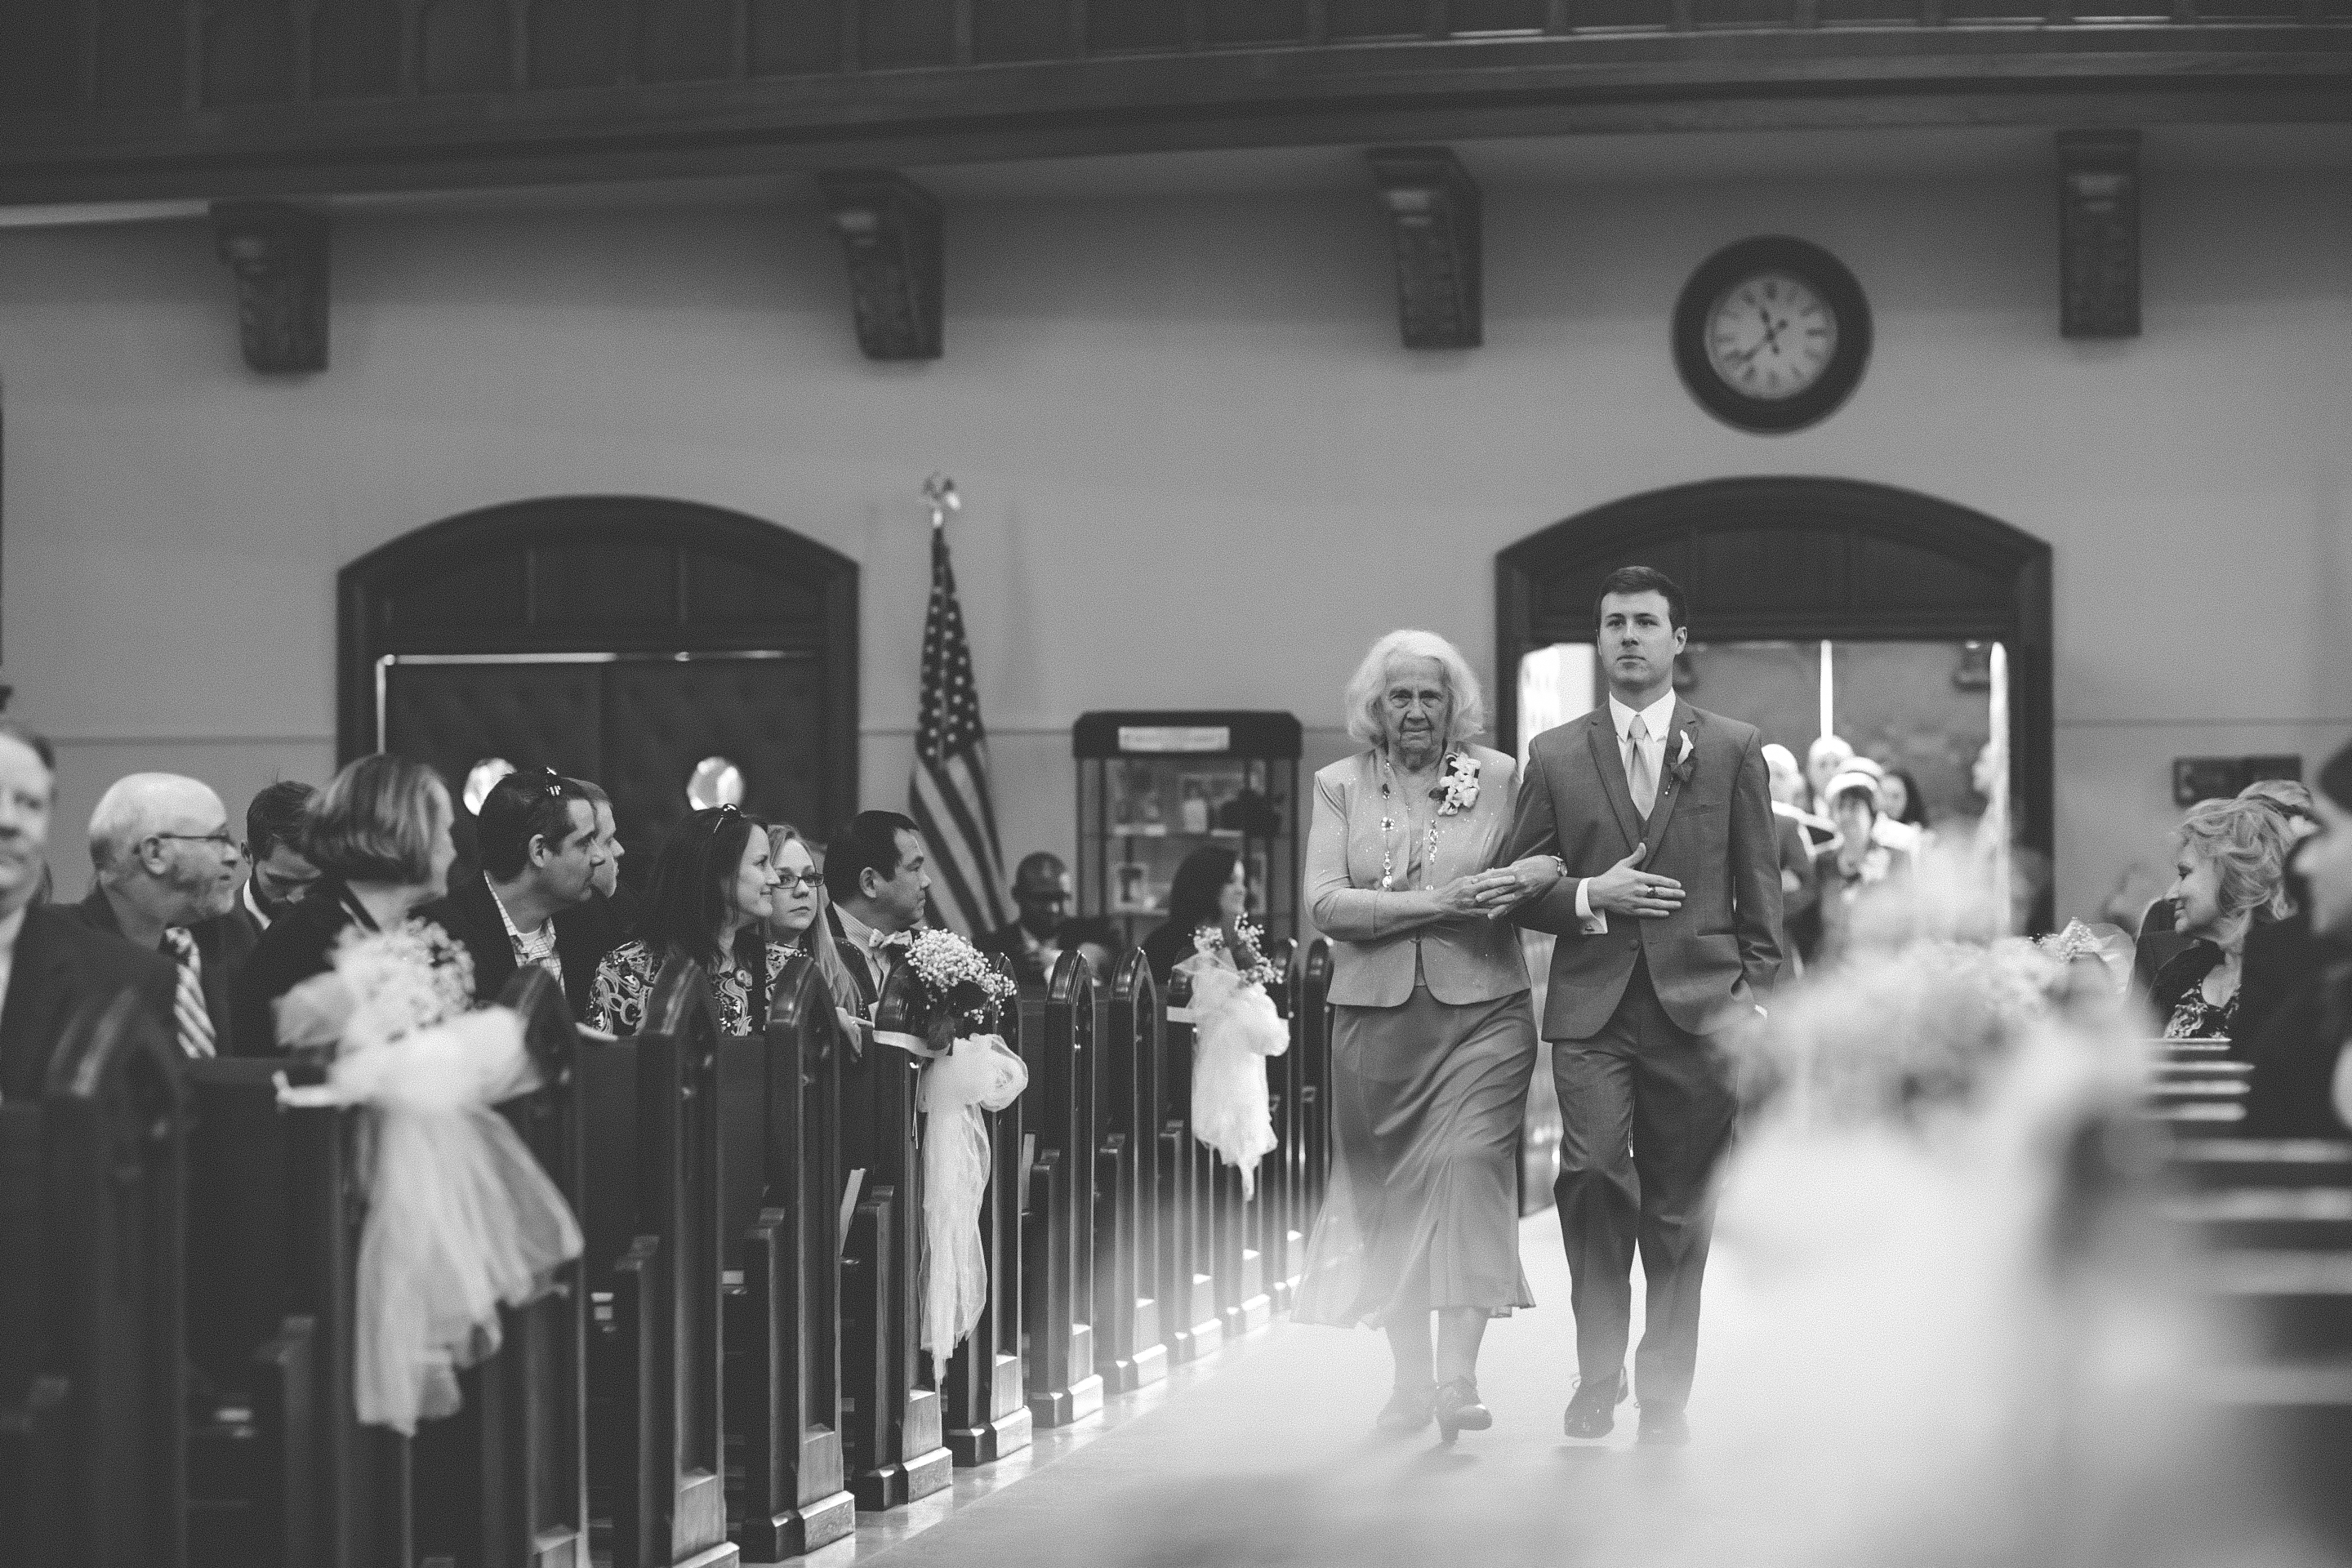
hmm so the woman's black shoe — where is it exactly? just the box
[1433,1378,1492,1445]
[1376,1379,1436,1436]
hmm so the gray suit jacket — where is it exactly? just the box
[1306,743,1530,1009]
[1506,701,1783,1040]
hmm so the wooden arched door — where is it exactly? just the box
[338,497,858,880]
[1496,477,2053,929]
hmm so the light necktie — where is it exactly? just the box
[1627,715,1658,820]
[162,927,216,1059]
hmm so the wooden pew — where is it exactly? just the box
[1097,951,1167,1394]
[0,990,189,1568]
[942,956,1032,1464]
[1155,973,1224,1365]
[1023,952,1106,1424]
[1258,938,1299,1316]
[715,958,855,1559]
[838,963,952,1509]
[2159,1134,2352,1552]
[452,965,591,1568]
[1295,942,1335,1223]
[582,959,739,1568]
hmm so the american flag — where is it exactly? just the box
[909,517,1012,939]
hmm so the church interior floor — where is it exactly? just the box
[819,1212,1730,1568]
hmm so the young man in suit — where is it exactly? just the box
[0,724,178,1102]
[415,768,611,1015]
[823,810,932,1031]
[231,779,319,942]
[1505,564,1784,1447]
[77,771,254,1059]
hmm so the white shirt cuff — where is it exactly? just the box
[1575,878,1607,934]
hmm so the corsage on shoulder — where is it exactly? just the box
[1437,752,1481,816]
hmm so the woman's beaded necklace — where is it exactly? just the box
[1377,751,1446,891]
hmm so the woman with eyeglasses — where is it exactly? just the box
[231,754,459,1054]
[764,823,865,1017]
[588,805,793,1037]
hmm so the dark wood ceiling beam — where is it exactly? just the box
[1368,146,1481,350]
[2,29,2346,207]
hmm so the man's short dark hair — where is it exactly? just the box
[246,780,315,861]
[825,811,920,904]
[1013,851,1067,895]
[1595,565,1689,632]
[476,769,588,882]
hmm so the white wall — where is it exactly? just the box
[3,135,2347,920]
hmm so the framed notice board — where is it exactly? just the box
[1072,710,1303,952]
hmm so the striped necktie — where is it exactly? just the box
[162,927,216,1059]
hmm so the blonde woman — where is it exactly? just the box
[2150,797,2295,1041]
[764,822,863,1027]
[1292,629,1559,1444]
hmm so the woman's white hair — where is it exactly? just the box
[1343,630,1487,750]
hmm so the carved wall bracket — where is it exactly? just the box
[817,171,943,362]
[211,201,330,373]
[1368,146,1481,351]
[2057,129,2140,339]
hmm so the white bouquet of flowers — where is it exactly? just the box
[882,928,1027,1380]
[275,920,582,1435]
[1174,914,1290,1196]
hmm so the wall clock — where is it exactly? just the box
[1673,237,1871,435]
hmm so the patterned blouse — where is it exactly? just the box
[590,938,804,1037]
[2164,984,2238,1041]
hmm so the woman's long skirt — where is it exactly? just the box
[1291,984,1539,1325]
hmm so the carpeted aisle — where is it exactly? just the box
[838,1214,1732,1568]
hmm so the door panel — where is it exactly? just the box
[383,662,607,784]
[601,656,829,865]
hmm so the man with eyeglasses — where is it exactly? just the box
[76,770,254,1059]
[417,768,612,1017]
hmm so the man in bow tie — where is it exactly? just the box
[824,810,932,1042]
[1505,564,1784,1448]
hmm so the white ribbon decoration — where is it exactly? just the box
[276,1004,583,1436]
[871,1026,1028,1380]
[1174,959,1290,1198]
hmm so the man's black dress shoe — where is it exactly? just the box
[1376,1380,1436,1436]
[1636,1407,1690,1447]
[1561,1372,1628,1439]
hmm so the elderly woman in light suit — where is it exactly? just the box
[1294,629,1562,1443]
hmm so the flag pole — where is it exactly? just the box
[922,473,959,532]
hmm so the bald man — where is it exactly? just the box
[0,726,176,1102]
[76,771,254,1058]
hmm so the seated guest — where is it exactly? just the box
[234,780,319,939]
[559,778,636,1017]
[589,806,789,1037]
[764,822,861,1013]
[416,768,612,1016]
[2244,742,2352,1135]
[0,723,178,1102]
[1761,745,1825,963]
[231,755,457,1054]
[979,851,1121,987]
[2150,796,2296,1041]
[1806,733,1855,817]
[1878,766,1933,850]
[1809,769,1915,969]
[823,810,932,1028]
[2133,779,2323,994]
[76,772,252,1058]
[1141,845,1250,990]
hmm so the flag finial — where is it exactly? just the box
[922,473,960,531]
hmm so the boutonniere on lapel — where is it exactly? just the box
[1436,752,1481,816]
[1664,729,1699,795]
